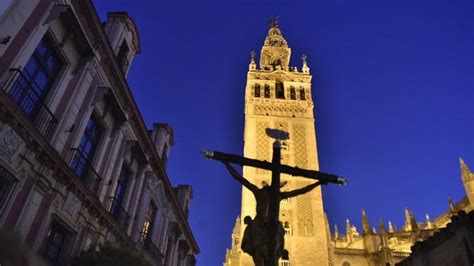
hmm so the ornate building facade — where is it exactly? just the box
[0,1,198,265]
[224,22,328,266]
[223,22,474,266]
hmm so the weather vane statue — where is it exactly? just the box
[269,16,279,28]
[202,129,346,266]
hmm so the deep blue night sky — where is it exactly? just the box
[94,1,474,265]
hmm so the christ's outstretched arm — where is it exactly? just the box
[280,181,323,199]
[223,162,259,194]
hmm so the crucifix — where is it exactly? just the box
[202,128,346,266]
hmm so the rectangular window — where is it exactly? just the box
[0,165,18,215]
[290,87,296,100]
[39,217,76,266]
[140,202,157,245]
[254,84,260,97]
[110,164,130,218]
[71,115,103,179]
[264,85,270,98]
[299,88,306,100]
[161,145,168,166]
[276,82,285,99]
[9,36,63,118]
[117,41,130,73]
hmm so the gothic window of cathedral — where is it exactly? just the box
[254,83,261,97]
[264,84,270,98]
[276,81,285,99]
[290,86,296,100]
[299,88,306,100]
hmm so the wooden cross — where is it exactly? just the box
[203,129,346,266]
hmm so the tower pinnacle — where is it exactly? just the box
[260,18,291,70]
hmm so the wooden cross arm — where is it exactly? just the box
[202,150,347,185]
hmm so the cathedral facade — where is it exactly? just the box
[223,22,474,266]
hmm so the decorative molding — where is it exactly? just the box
[63,192,82,219]
[0,122,25,166]
[253,104,307,117]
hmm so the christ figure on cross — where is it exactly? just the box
[222,161,324,266]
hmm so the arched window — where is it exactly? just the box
[290,86,296,100]
[264,84,270,98]
[276,82,285,99]
[299,88,306,100]
[254,83,261,97]
[342,262,351,266]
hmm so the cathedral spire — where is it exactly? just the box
[448,196,455,212]
[425,213,433,229]
[460,158,474,205]
[361,209,371,235]
[388,220,395,233]
[460,157,473,182]
[404,207,413,231]
[345,219,352,242]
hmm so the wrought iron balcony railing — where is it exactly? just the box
[143,237,164,264]
[108,196,130,231]
[69,149,102,197]
[2,68,58,141]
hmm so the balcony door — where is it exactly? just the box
[71,115,103,179]
[10,36,63,118]
[110,165,130,218]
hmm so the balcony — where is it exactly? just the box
[108,196,130,231]
[143,237,164,265]
[2,68,58,141]
[69,149,102,197]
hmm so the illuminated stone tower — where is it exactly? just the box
[224,21,329,266]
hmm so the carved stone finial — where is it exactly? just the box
[302,54,308,65]
[250,50,256,62]
[425,213,433,229]
[362,209,371,235]
[448,196,455,211]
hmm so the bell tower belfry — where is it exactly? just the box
[224,20,330,266]
[259,19,291,70]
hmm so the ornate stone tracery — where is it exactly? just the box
[253,104,307,117]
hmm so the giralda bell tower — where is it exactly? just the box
[224,21,330,266]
